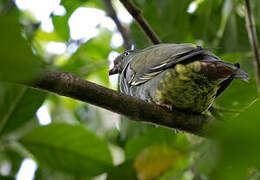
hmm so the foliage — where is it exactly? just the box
[0,0,259,180]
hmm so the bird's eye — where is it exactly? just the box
[124,52,130,56]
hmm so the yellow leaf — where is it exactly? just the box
[134,145,182,180]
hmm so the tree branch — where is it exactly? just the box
[28,70,215,137]
[119,0,161,44]
[245,0,260,92]
[103,0,132,50]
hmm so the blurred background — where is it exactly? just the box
[0,0,259,179]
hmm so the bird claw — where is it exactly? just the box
[156,103,173,111]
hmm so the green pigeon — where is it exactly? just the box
[108,43,249,113]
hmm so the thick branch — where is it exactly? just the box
[245,0,260,92]
[103,0,132,50]
[28,70,214,137]
[119,0,161,44]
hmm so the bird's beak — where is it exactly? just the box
[108,65,119,76]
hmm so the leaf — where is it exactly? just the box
[190,0,223,45]
[0,83,46,135]
[130,22,150,49]
[4,148,24,176]
[61,29,113,85]
[107,161,138,180]
[61,0,88,14]
[219,11,250,52]
[215,71,257,110]
[210,99,260,180]
[125,126,189,160]
[19,123,113,177]
[34,166,75,180]
[0,175,15,180]
[52,14,70,42]
[131,0,193,48]
[35,29,65,42]
[0,14,42,82]
[134,145,182,180]
[51,0,99,42]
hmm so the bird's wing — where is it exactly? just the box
[127,44,213,86]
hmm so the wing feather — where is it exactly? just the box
[129,44,214,86]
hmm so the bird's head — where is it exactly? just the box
[108,51,134,75]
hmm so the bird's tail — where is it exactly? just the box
[198,60,249,82]
[230,62,249,82]
[233,68,250,82]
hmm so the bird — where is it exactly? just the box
[108,43,249,113]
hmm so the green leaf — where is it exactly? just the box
[52,15,70,42]
[210,99,260,179]
[34,166,75,180]
[61,29,112,85]
[0,175,15,180]
[61,0,88,14]
[190,0,223,45]
[125,127,188,160]
[51,0,100,42]
[219,12,250,52]
[19,123,113,177]
[0,83,46,135]
[35,29,65,42]
[131,0,193,47]
[4,148,24,176]
[107,161,137,180]
[0,14,42,82]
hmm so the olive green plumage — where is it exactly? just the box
[108,43,249,113]
[155,62,219,112]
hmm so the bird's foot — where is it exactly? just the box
[156,102,173,111]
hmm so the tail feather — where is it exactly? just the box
[234,68,250,82]
[200,60,250,82]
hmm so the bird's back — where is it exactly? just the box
[119,43,249,112]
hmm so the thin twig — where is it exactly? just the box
[103,0,132,49]
[119,0,161,44]
[245,0,260,92]
[25,70,216,137]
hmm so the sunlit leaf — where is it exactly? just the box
[35,29,65,42]
[52,14,70,42]
[51,0,88,42]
